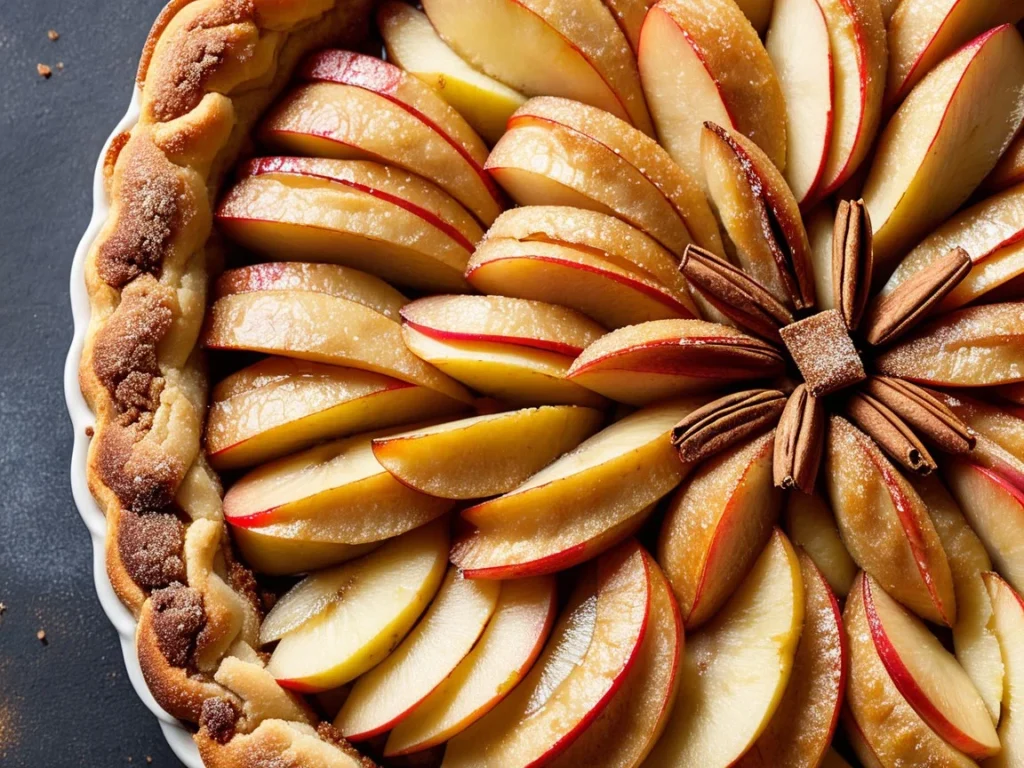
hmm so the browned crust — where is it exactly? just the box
[78,0,374,764]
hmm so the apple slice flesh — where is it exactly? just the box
[265,519,449,692]
[863,25,1024,271]
[659,431,781,628]
[335,567,501,740]
[215,158,481,292]
[861,573,1000,758]
[206,358,466,471]
[984,129,1024,192]
[548,559,683,768]
[203,289,472,404]
[983,572,1024,767]
[231,525,379,576]
[735,553,846,768]
[223,430,454,545]
[441,541,652,768]
[384,576,557,756]
[401,325,606,408]
[371,406,604,500]
[645,530,805,767]
[784,491,857,598]
[377,1,526,144]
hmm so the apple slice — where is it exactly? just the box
[764,0,834,205]
[377,1,526,144]
[335,567,501,740]
[203,289,472,404]
[875,302,1024,387]
[502,97,723,257]
[814,0,887,198]
[637,0,787,183]
[223,430,454,544]
[912,474,1003,723]
[844,573,979,768]
[384,576,557,756]
[880,183,1024,312]
[701,122,816,308]
[807,202,838,309]
[206,358,467,471]
[371,406,604,499]
[659,431,781,628]
[933,389,1024,458]
[784,491,857,598]
[547,559,683,768]
[441,540,652,768]
[264,519,449,692]
[862,25,1024,271]
[825,415,956,626]
[821,749,854,768]
[400,294,605,357]
[421,0,652,134]
[214,157,481,292]
[567,320,786,406]
[735,553,846,768]
[466,238,696,328]
[259,49,502,225]
[601,0,657,51]
[484,205,697,304]
[885,0,1002,107]
[860,573,1000,758]
[984,128,1024,192]
[230,524,379,576]
[946,459,1024,595]
[400,325,606,407]
[843,709,886,768]
[983,572,1024,767]
[645,530,805,767]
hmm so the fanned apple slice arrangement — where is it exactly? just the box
[196,0,1024,764]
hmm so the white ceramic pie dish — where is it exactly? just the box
[64,88,206,768]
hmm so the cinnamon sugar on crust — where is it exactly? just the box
[150,583,205,670]
[202,698,241,745]
[118,510,187,589]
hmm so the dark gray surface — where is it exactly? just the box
[0,1,184,765]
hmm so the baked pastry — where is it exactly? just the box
[77,0,1024,765]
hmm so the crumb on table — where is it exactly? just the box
[37,64,52,78]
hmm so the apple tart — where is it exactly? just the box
[78,0,1024,765]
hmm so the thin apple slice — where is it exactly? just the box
[371,406,604,500]
[265,519,449,692]
[784,491,857,598]
[843,709,886,768]
[206,358,466,471]
[807,202,838,309]
[984,129,1024,192]
[885,0,1001,107]
[880,183,1024,312]
[401,325,606,407]
[335,567,501,740]
[645,530,805,767]
[400,294,605,357]
[601,0,657,51]
[377,1,526,144]
[735,553,846,768]
[215,157,480,292]
[863,25,1024,271]
[260,50,502,225]
[223,430,454,544]
[934,389,1024,458]
[441,541,652,768]
[912,474,1003,723]
[567,320,786,406]
[637,0,787,183]
[203,289,472,404]
[421,0,652,133]
[821,749,854,768]
[875,302,1024,387]
[659,431,781,628]
[466,238,696,328]
[504,97,723,257]
[814,0,887,198]
[547,559,683,768]
[982,572,1024,767]
[231,524,379,576]
[384,576,557,756]
[946,459,1024,595]
[765,0,834,205]
[825,415,956,625]
[844,573,978,768]
[862,573,1000,758]
[484,205,697,305]
[701,122,816,308]
[460,398,704,531]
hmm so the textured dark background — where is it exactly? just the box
[0,0,184,765]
